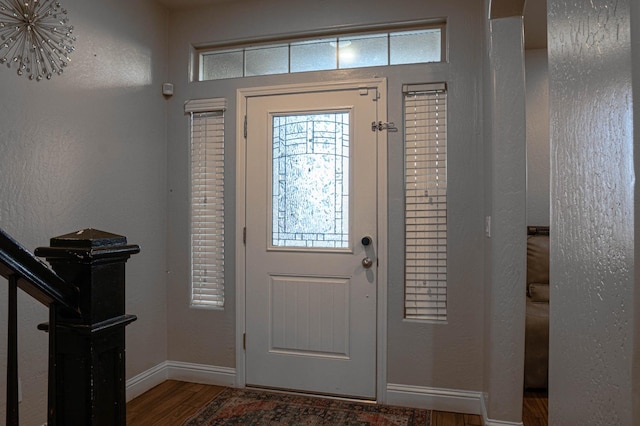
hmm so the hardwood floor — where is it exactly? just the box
[127,380,225,426]
[522,390,549,426]
[430,410,483,426]
[126,380,547,426]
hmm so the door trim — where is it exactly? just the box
[235,79,388,403]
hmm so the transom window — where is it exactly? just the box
[197,24,445,81]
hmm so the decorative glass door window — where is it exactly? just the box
[271,112,350,248]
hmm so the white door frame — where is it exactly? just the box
[235,79,389,403]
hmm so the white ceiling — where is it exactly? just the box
[155,0,547,49]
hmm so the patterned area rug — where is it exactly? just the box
[184,388,430,425]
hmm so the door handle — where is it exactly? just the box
[362,257,373,269]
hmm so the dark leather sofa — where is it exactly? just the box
[524,226,549,389]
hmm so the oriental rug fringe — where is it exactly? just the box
[184,387,430,426]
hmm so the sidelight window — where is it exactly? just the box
[187,98,226,308]
[403,83,447,321]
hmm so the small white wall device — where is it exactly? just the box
[162,82,174,96]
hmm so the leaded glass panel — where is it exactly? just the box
[390,29,442,65]
[290,38,337,72]
[272,113,350,248]
[201,50,243,80]
[338,34,387,69]
[245,44,289,76]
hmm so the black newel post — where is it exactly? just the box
[35,229,140,426]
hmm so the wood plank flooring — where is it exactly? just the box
[126,380,547,426]
[127,381,225,426]
[522,390,549,426]
[430,410,483,426]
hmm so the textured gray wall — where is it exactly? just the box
[549,0,635,423]
[0,1,169,423]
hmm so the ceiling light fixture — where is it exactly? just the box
[0,0,75,81]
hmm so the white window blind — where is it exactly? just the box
[403,83,447,321]
[187,98,226,308]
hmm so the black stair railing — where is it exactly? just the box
[1,228,139,425]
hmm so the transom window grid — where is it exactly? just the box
[198,25,444,81]
[403,84,447,321]
[190,107,225,308]
[271,112,350,249]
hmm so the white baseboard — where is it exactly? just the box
[165,361,236,387]
[126,361,170,401]
[386,383,482,415]
[480,393,525,426]
[126,361,236,402]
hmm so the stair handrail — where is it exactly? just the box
[0,228,79,314]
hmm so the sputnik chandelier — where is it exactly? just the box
[0,0,75,81]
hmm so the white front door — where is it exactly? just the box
[244,86,380,399]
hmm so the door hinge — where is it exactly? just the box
[243,227,246,244]
[371,121,398,132]
[243,333,246,350]
[243,115,247,138]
